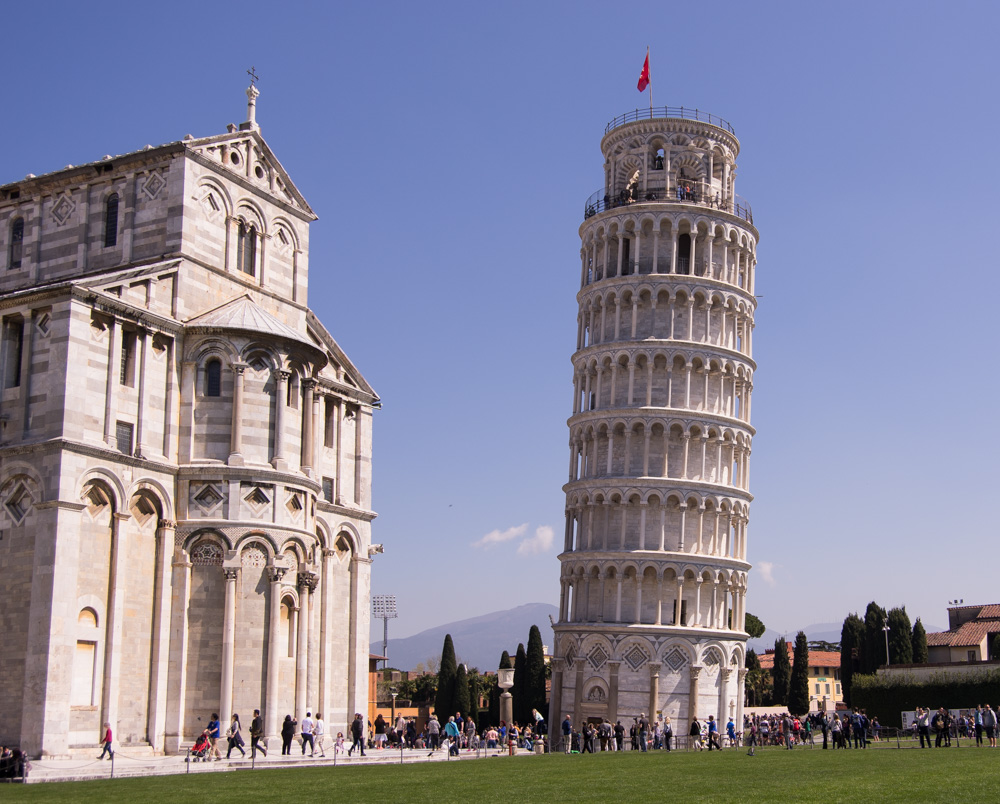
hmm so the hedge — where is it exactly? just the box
[851,669,1000,727]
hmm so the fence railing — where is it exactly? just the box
[584,186,753,224]
[606,107,736,135]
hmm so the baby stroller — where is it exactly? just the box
[190,732,211,761]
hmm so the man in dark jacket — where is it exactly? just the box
[348,713,366,756]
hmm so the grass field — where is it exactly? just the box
[6,746,1000,803]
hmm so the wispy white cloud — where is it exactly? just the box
[473,523,528,549]
[757,561,776,588]
[517,525,554,556]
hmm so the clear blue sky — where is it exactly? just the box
[6,1,998,647]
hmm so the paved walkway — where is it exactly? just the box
[21,745,539,784]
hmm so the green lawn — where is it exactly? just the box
[6,746,1000,803]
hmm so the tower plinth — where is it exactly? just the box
[550,107,759,739]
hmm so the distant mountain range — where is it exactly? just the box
[381,602,558,672]
[382,611,946,671]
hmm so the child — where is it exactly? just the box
[334,732,346,755]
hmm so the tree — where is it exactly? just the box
[434,634,458,718]
[911,619,929,664]
[840,613,865,707]
[467,670,481,724]
[525,625,548,721]
[770,638,791,706]
[744,612,766,639]
[788,631,811,715]
[992,634,1000,662]
[862,601,888,674]
[744,649,768,707]
[454,663,470,717]
[887,607,913,665]
[513,643,528,723]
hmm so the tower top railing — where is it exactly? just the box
[605,107,735,136]
[585,185,753,225]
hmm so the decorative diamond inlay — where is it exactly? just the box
[51,195,75,225]
[623,645,649,671]
[4,483,31,524]
[705,651,720,666]
[564,646,576,669]
[587,644,609,670]
[142,172,165,199]
[665,648,686,672]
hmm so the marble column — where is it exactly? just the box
[228,362,248,465]
[219,567,239,729]
[147,520,175,752]
[649,662,662,719]
[272,369,290,470]
[264,566,287,744]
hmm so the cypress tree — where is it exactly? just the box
[513,643,527,724]
[887,607,913,665]
[434,634,457,718]
[771,637,791,706]
[840,613,865,707]
[911,619,929,663]
[788,631,810,715]
[454,663,470,717]
[862,601,888,673]
[525,625,547,720]
[467,671,480,725]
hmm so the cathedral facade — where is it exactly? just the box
[0,86,379,757]
[551,108,758,736]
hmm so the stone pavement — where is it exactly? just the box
[21,745,541,784]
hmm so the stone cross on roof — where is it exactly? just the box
[244,67,260,131]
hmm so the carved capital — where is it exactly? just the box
[267,566,287,583]
[297,570,318,591]
[224,568,240,581]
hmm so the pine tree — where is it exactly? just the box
[434,634,457,719]
[788,631,810,715]
[744,612,766,639]
[525,625,547,721]
[840,613,864,707]
[770,638,791,706]
[862,601,888,673]
[745,649,766,707]
[911,619,929,663]
[513,643,527,724]
[887,607,913,665]
[454,663,470,717]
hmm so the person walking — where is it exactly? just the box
[281,715,297,755]
[444,716,461,757]
[250,709,267,758]
[314,713,326,757]
[207,713,222,760]
[226,713,246,758]
[97,722,114,760]
[348,713,366,757]
[561,715,572,753]
[301,712,315,756]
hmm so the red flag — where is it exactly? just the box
[637,51,650,92]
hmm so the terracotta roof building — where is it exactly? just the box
[759,644,842,711]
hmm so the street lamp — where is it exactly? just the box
[883,617,891,667]
[498,666,515,729]
[390,687,398,728]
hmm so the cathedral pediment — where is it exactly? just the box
[187,130,315,218]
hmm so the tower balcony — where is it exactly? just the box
[584,184,753,225]
[604,106,737,136]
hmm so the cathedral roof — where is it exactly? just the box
[186,295,309,344]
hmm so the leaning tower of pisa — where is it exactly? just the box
[549,107,758,738]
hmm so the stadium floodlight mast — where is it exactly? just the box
[372,594,398,668]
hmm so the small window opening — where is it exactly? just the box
[205,359,222,397]
[324,398,334,447]
[653,148,665,170]
[237,220,256,276]
[115,420,134,454]
[3,317,24,388]
[120,331,136,387]
[677,234,691,275]
[9,217,24,269]
[104,194,119,247]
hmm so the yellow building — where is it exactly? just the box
[759,645,843,711]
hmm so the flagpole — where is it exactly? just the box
[647,47,652,113]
